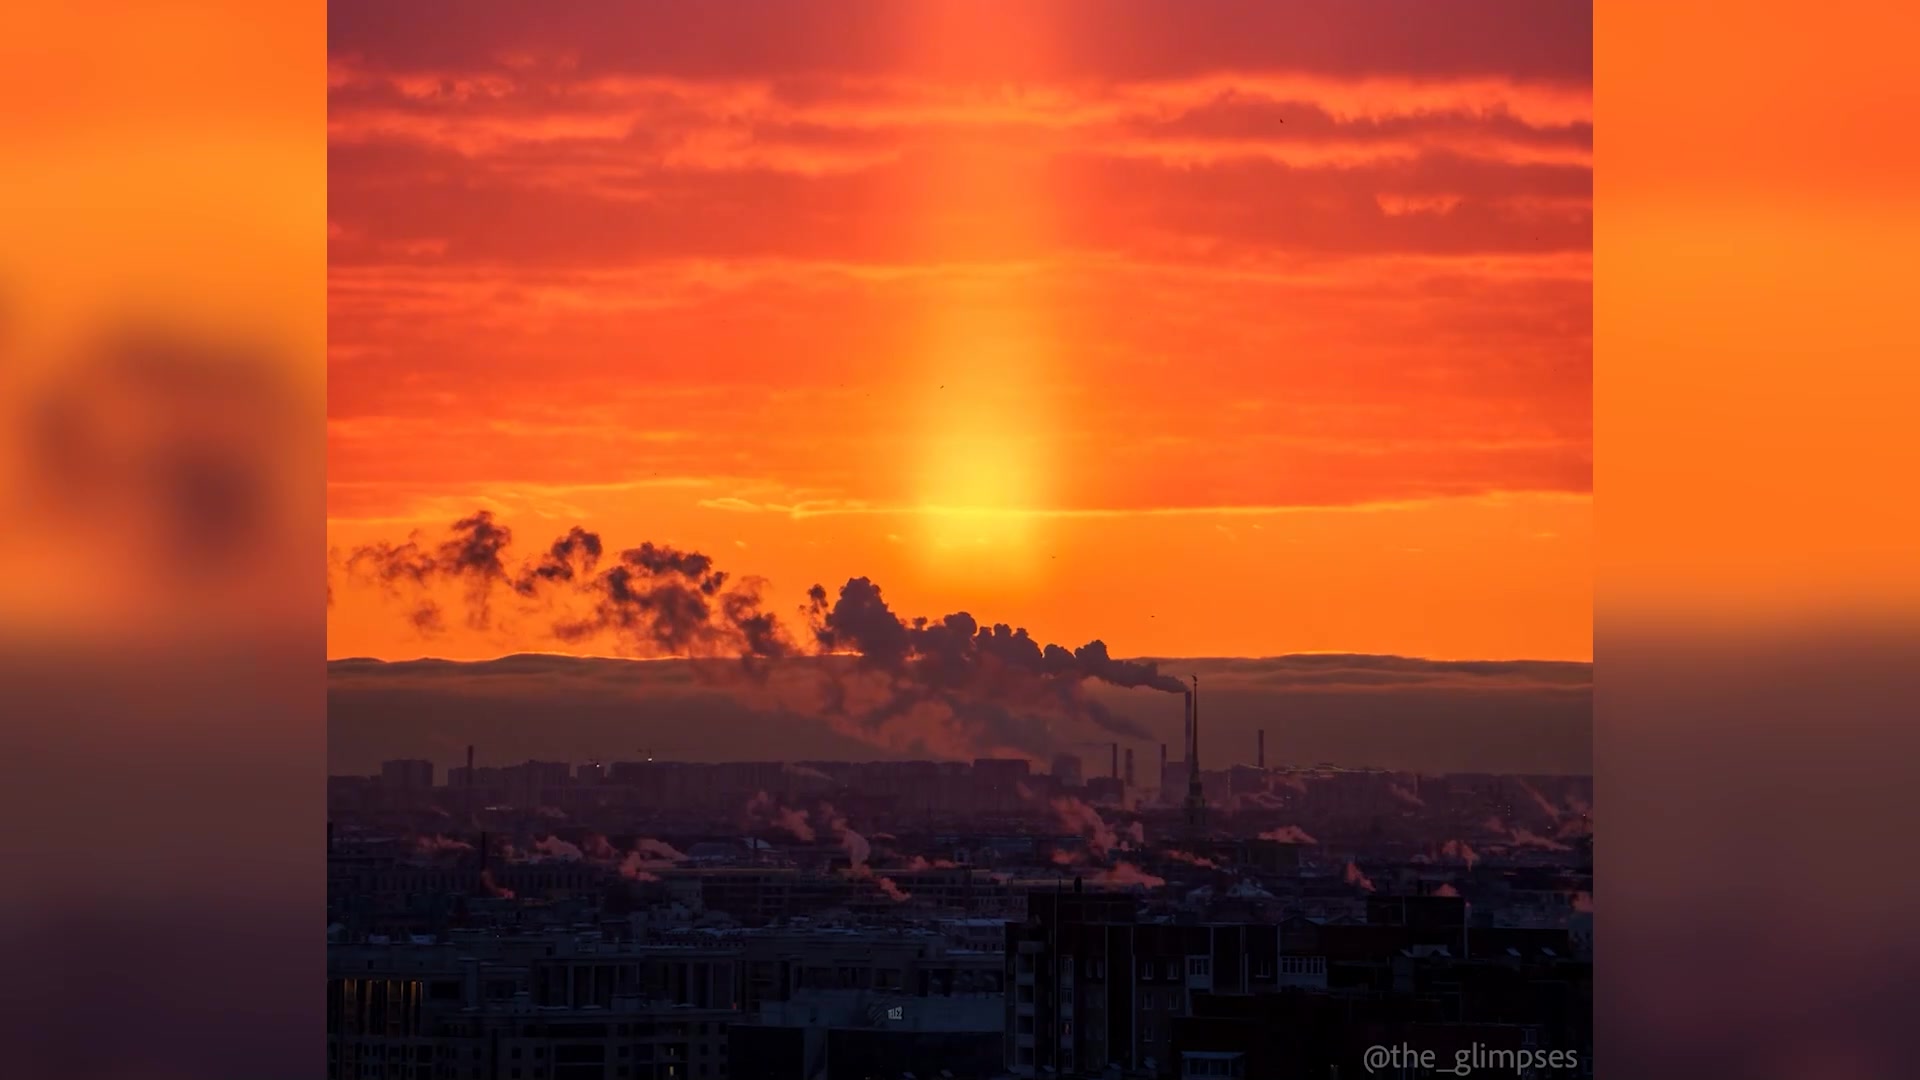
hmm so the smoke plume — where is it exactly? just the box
[410,834,473,859]
[1507,826,1572,852]
[1388,781,1425,808]
[342,513,789,662]
[1516,778,1562,823]
[345,511,513,629]
[805,577,1181,754]
[745,791,817,842]
[1440,839,1479,868]
[1259,825,1318,845]
[633,838,686,862]
[1092,863,1165,888]
[533,836,583,861]
[1049,797,1120,858]
[343,512,1192,758]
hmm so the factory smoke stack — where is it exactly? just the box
[1258,729,1265,769]
[1182,690,1192,764]
[1190,677,1200,773]
[1184,674,1207,830]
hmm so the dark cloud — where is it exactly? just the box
[327,141,1589,271]
[328,1,1590,86]
[345,510,513,628]
[510,525,603,597]
[555,543,788,662]
[342,513,788,660]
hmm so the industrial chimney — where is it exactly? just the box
[1258,729,1266,770]
[1190,676,1201,775]
[1184,674,1207,830]
[1182,690,1193,764]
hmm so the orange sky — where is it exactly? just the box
[327,1,1591,663]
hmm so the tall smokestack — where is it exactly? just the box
[1111,742,1119,779]
[1258,729,1265,769]
[1159,742,1167,774]
[1183,690,1193,764]
[1190,676,1201,774]
[1125,748,1135,787]
[1185,674,1207,830]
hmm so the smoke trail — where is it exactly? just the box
[1260,825,1317,845]
[533,836,583,861]
[346,511,513,629]
[1440,839,1479,868]
[344,513,1192,756]
[1091,863,1165,888]
[745,791,816,842]
[342,513,790,661]
[1516,778,1562,823]
[805,577,1178,753]
[409,834,473,859]
[633,838,686,862]
[1344,862,1377,892]
[1507,826,1572,852]
[1049,797,1120,858]
[1388,781,1425,808]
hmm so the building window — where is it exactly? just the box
[1187,957,1211,979]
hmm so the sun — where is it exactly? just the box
[912,353,1052,581]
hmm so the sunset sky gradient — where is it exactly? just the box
[326,1,1591,662]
